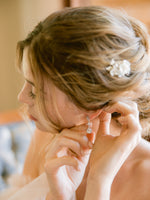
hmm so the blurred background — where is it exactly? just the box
[0,0,64,112]
[0,0,150,113]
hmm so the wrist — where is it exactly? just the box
[84,177,112,200]
[87,168,113,186]
[84,171,112,200]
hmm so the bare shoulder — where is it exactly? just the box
[131,139,150,173]
[107,139,150,200]
[130,139,150,198]
[23,128,54,179]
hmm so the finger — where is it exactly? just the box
[120,114,142,139]
[115,114,141,152]
[61,129,92,149]
[98,111,111,135]
[126,114,141,131]
[71,121,95,143]
[44,156,80,175]
[70,123,87,133]
[45,136,81,159]
[102,114,141,175]
[104,101,138,117]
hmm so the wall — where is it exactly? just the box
[0,0,22,112]
[19,0,64,38]
[91,0,150,27]
[0,0,63,112]
[70,0,150,28]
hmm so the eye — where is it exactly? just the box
[29,91,36,99]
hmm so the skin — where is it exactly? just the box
[18,48,150,200]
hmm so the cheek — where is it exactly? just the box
[44,98,61,125]
[32,103,57,132]
[57,100,85,127]
[44,99,71,127]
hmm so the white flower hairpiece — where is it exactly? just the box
[106,59,131,78]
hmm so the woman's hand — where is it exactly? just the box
[44,124,94,200]
[84,101,142,200]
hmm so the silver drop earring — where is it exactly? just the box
[86,116,92,134]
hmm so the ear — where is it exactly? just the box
[88,109,102,120]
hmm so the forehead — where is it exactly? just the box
[22,48,34,81]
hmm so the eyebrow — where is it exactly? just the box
[25,79,35,86]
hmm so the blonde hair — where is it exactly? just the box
[16,6,150,135]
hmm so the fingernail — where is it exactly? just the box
[88,141,93,149]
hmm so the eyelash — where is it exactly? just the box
[29,91,36,99]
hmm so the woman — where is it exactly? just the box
[1,6,150,200]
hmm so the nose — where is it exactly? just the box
[18,83,34,106]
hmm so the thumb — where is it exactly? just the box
[98,111,111,136]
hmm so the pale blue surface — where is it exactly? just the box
[0,121,35,190]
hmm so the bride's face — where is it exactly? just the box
[18,48,88,132]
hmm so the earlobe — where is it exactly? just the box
[89,109,102,120]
